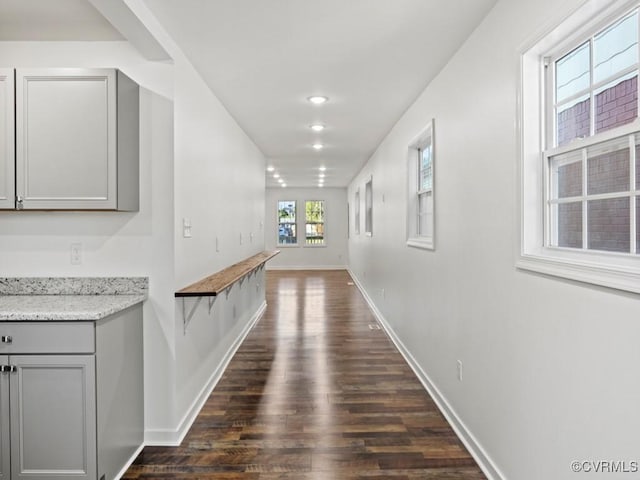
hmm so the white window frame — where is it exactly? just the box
[407,120,435,250]
[519,0,640,294]
[365,177,373,236]
[304,200,326,247]
[354,189,360,235]
[277,199,298,247]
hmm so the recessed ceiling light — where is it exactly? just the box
[281,183,287,188]
[278,178,284,183]
[310,124,325,132]
[319,166,327,172]
[307,96,328,105]
[312,143,323,150]
[318,183,324,188]
[273,173,280,179]
[319,173,325,179]
[267,166,275,172]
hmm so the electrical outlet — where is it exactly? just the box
[215,236,220,252]
[239,233,243,245]
[70,243,83,265]
[457,360,463,382]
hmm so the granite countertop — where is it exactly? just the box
[0,294,146,321]
[0,277,148,321]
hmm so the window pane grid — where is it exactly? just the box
[554,9,640,147]
[417,191,433,237]
[548,129,640,254]
[631,196,640,254]
[278,200,297,245]
[548,131,639,253]
[418,145,432,191]
[305,200,325,245]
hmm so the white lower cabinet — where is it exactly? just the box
[0,305,143,480]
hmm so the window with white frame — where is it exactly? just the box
[407,121,435,249]
[365,178,373,236]
[277,200,297,245]
[305,200,325,245]
[354,189,360,235]
[519,0,640,293]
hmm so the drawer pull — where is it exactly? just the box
[1,336,12,344]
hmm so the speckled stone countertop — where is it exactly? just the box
[0,277,148,321]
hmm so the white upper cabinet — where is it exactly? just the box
[14,68,139,211]
[0,69,15,210]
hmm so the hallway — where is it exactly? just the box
[124,270,486,479]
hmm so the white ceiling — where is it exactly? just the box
[0,0,124,41]
[143,0,498,188]
[0,0,497,189]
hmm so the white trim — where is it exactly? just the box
[348,269,506,480]
[354,189,361,235]
[516,253,640,292]
[114,443,145,480]
[365,177,373,236]
[144,301,267,446]
[407,120,435,248]
[406,237,435,250]
[518,0,640,294]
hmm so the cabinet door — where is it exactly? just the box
[15,69,116,210]
[0,356,9,479]
[0,69,14,210]
[10,355,96,480]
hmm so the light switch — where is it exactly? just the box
[70,243,83,265]
[183,218,192,238]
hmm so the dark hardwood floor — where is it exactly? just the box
[123,270,487,479]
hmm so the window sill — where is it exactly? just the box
[516,251,640,294]
[277,244,299,248]
[303,244,327,248]
[407,237,434,250]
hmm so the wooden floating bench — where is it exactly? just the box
[176,250,280,330]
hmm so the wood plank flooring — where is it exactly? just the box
[123,270,487,479]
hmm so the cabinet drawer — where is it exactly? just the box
[0,322,94,354]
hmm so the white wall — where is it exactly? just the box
[347,1,640,479]
[123,0,268,442]
[0,40,178,435]
[265,187,348,269]
[0,33,267,445]
[170,54,266,440]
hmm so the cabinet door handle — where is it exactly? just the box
[1,336,12,344]
[16,196,23,210]
[8,365,16,373]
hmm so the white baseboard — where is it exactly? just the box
[144,301,267,446]
[347,269,505,480]
[115,443,145,479]
[266,265,347,271]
